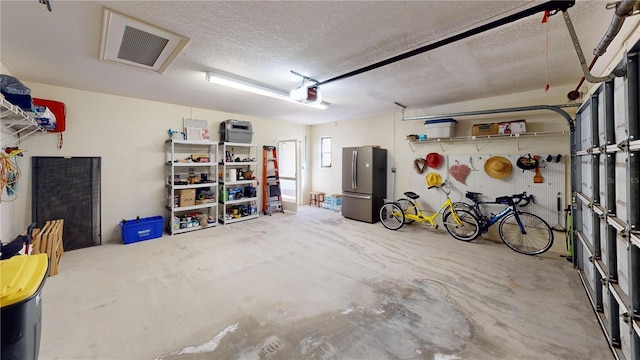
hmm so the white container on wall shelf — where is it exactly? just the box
[424,118,457,139]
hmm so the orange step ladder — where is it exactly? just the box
[262,146,283,215]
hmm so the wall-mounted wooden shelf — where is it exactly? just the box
[407,131,568,152]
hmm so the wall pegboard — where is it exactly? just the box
[410,153,566,227]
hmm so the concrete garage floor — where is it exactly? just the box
[40,206,612,360]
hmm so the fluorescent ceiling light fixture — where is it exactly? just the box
[205,71,329,110]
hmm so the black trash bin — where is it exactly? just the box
[1,254,49,360]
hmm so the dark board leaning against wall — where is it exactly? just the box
[572,47,640,360]
[32,157,101,251]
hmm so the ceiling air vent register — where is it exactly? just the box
[99,8,189,74]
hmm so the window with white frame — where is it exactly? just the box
[320,137,331,167]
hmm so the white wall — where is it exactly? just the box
[309,114,395,198]
[2,82,307,244]
[309,84,574,203]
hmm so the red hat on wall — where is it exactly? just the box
[426,153,442,169]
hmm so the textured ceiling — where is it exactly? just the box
[0,1,633,125]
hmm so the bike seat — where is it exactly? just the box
[465,191,482,201]
[404,191,420,200]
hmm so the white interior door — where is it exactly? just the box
[278,139,298,213]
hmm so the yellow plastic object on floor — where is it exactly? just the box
[0,254,49,307]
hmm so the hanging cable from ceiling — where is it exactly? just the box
[38,0,52,12]
[542,10,551,92]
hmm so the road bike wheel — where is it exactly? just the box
[498,211,554,255]
[443,209,480,241]
[379,202,405,230]
[396,198,417,224]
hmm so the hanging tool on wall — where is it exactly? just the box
[564,205,573,262]
[552,192,566,231]
[533,155,543,183]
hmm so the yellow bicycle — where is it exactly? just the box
[379,178,480,241]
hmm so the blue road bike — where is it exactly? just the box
[454,191,554,255]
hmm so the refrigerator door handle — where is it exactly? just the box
[343,193,371,200]
[353,149,358,190]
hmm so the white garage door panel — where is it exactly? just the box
[582,246,597,295]
[617,235,629,298]
[620,314,632,360]
[582,207,594,248]
[616,152,628,223]
[582,157,593,195]
[598,91,607,145]
[601,219,609,268]
[602,285,611,331]
[614,76,627,143]
[599,159,607,202]
[580,102,593,151]
[602,153,616,200]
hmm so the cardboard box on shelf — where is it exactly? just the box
[498,122,511,134]
[178,189,196,207]
[510,120,527,134]
[472,123,499,136]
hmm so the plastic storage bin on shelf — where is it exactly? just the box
[120,216,164,244]
[424,118,457,139]
[1,253,49,360]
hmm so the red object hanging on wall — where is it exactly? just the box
[32,98,66,132]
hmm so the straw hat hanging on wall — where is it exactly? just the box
[484,156,513,179]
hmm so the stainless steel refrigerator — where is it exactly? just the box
[342,146,387,223]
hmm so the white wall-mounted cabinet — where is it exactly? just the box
[218,142,259,224]
[165,140,218,235]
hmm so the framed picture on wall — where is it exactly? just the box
[184,118,209,141]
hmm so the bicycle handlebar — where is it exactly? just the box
[511,192,535,207]
[428,180,452,195]
[495,192,535,206]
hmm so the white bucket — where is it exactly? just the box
[227,169,237,181]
